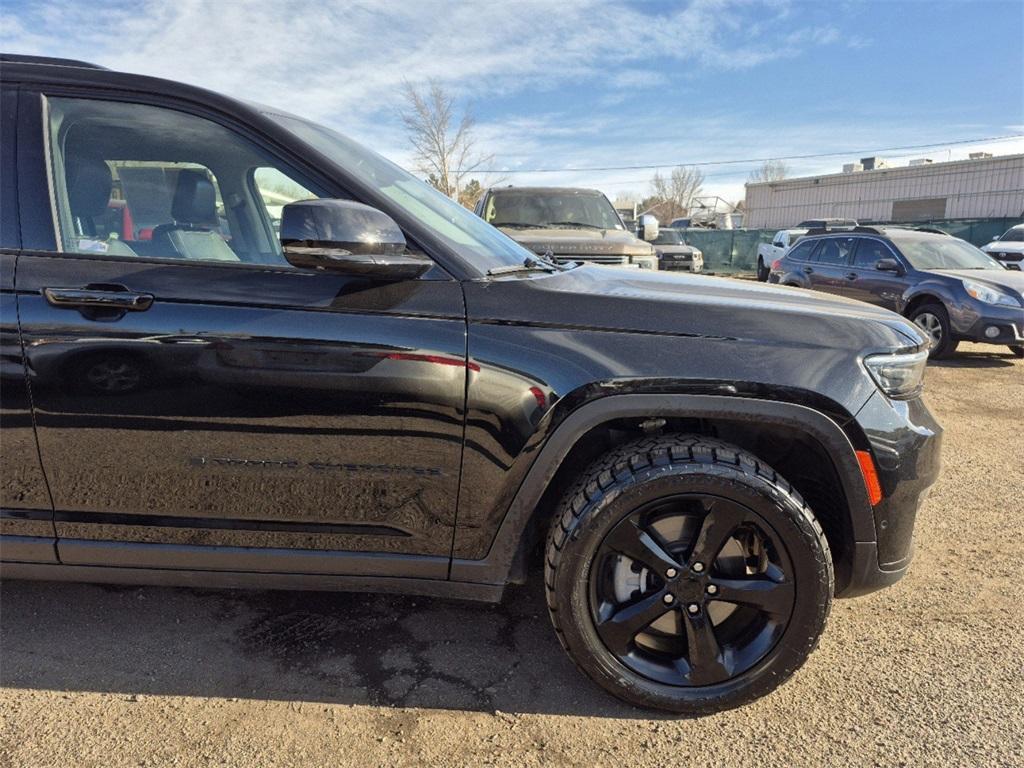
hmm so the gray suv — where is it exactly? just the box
[770,226,1024,358]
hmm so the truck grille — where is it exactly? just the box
[553,255,629,266]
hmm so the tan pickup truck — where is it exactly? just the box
[475,186,659,270]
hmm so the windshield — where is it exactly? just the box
[484,191,624,230]
[999,227,1024,242]
[653,230,685,245]
[264,112,534,273]
[891,234,1006,270]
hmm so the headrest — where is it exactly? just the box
[66,155,113,219]
[171,169,218,227]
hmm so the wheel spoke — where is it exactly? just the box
[596,588,672,656]
[711,577,794,616]
[602,517,680,574]
[687,500,747,569]
[681,609,729,685]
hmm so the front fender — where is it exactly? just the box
[450,392,876,592]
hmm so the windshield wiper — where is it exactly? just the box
[546,221,605,230]
[492,222,540,229]
[486,256,559,276]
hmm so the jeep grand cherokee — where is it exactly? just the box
[0,55,942,713]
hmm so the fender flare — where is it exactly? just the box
[450,393,874,585]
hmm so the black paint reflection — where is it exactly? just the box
[17,254,467,557]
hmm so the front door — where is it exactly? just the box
[15,92,467,576]
[841,238,908,311]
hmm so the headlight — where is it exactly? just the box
[864,350,928,399]
[963,279,1021,307]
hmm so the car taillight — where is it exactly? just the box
[771,259,782,271]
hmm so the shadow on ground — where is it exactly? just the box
[929,349,1019,369]
[0,573,657,718]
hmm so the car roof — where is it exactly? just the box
[801,225,950,240]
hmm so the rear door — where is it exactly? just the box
[15,90,467,577]
[806,236,857,296]
[841,238,908,311]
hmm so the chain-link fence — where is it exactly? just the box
[685,217,1022,275]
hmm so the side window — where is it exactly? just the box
[45,96,325,266]
[852,239,892,269]
[786,239,817,261]
[813,237,855,265]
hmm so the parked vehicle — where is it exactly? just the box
[475,187,658,270]
[1,56,943,714]
[757,228,808,281]
[652,228,704,273]
[771,226,1024,358]
[981,224,1024,270]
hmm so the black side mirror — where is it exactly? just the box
[876,258,903,274]
[280,199,432,281]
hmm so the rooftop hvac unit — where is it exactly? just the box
[842,163,864,173]
[860,156,889,170]
[969,152,993,160]
[909,158,933,166]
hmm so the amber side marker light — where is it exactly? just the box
[855,450,883,506]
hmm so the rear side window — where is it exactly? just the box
[786,240,816,261]
[813,237,856,265]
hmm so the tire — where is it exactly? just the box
[545,434,833,714]
[909,303,958,359]
[1009,346,1024,359]
[756,257,769,282]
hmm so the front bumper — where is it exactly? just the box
[952,302,1024,346]
[839,391,943,597]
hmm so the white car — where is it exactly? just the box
[756,229,808,281]
[981,224,1024,270]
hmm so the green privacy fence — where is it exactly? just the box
[685,217,1022,275]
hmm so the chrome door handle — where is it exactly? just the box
[43,287,154,311]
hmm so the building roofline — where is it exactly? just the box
[745,151,1024,189]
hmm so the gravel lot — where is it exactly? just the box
[1,343,1022,768]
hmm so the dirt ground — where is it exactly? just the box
[1,343,1022,768]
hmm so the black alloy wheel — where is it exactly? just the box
[546,435,832,713]
[589,495,795,688]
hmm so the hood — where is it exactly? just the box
[468,265,925,351]
[500,226,655,258]
[933,268,1024,296]
[982,241,1024,255]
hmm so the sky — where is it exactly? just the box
[2,0,1022,206]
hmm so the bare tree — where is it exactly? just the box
[646,166,705,221]
[747,159,789,183]
[401,80,492,201]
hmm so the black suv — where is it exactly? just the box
[0,56,942,714]
[771,226,1024,359]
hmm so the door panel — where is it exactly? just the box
[17,253,467,563]
[842,239,908,311]
[808,237,856,296]
[1,254,59,561]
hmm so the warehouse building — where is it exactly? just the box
[744,152,1024,229]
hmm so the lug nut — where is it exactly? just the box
[692,562,705,573]
[706,584,718,595]
[665,568,678,578]
[687,603,700,614]
[663,594,675,605]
